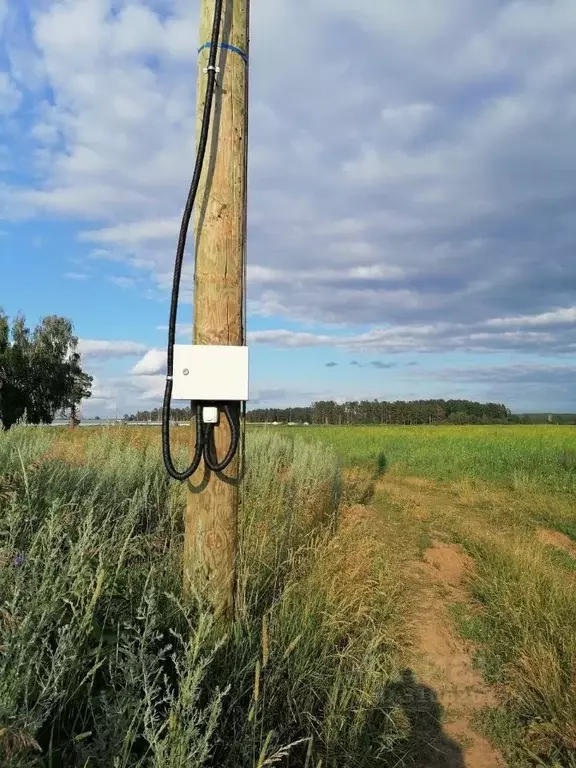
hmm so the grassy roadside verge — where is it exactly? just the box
[1,426,413,767]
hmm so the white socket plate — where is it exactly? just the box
[172,344,249,401]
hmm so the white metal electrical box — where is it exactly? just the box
[172,345,249,401]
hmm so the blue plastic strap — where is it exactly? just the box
[198,41,248,65]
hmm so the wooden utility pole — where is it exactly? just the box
[184,0,249,619]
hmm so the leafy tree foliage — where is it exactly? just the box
[0,309,92,430]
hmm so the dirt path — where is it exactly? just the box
[375,477,505,767]
[409,541,504,767]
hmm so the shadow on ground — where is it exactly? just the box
[359,668,465,767]
[400,668,464,766]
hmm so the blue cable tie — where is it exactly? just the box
[198,41,248,65]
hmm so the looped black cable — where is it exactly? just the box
[203,403,240,472]
[162,396,239,481]
[162,396,205,482]
[162,0,241,481]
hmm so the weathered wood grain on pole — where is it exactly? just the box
[184,0,249,619]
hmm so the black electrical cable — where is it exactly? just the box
[203,403,240,472]
[162,0,240,481]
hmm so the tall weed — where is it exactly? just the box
[0,427,406,767]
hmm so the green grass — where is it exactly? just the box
[542,545,576,572]
[550,520,576,542]
[274,424,576,492]
[4,423,576,766]
[462,537,576,766]
[0,426,413,767]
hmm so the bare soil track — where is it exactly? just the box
[376,476,505,767]
[410,541,503,767]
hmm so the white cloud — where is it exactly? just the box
[78,339,148,358]
[131,348,166,376]
[82,371,166,416]
[486,307,576,329]
[128,373,165,401]
[248,315,576,356]
[247,262,404,285]
[88,376,116,403]
[81,217,180,245]
[249,330,334,349]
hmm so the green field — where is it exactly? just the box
[275,424,576,491]
[1,425,575,766]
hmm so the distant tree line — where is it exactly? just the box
[247,399,516,425]
[123,408,171,422]
[123,399,522,425]
[0,310,92,430]
[520,413,576,425]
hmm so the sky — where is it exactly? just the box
[1,0,576,416]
